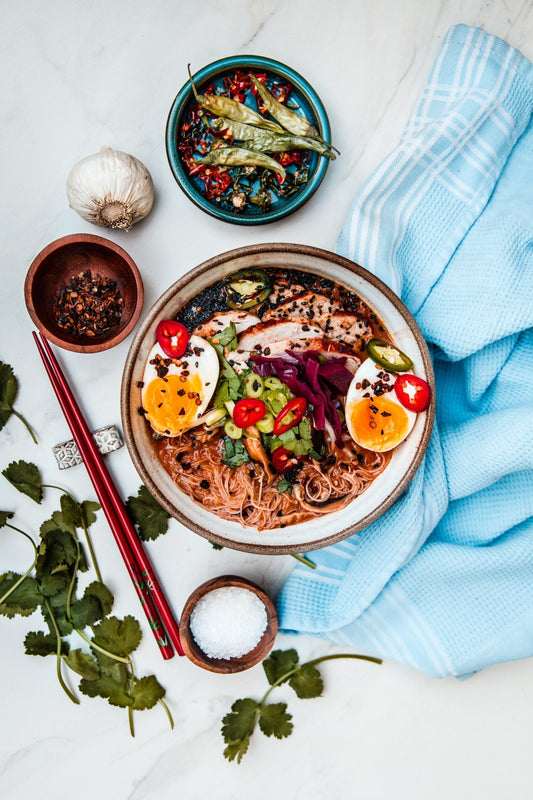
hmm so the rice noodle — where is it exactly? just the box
[155,428,390,531]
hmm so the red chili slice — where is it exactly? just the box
[233,397,267,428]
[394,374,431,413]
[273,397,307,436]
[156,320,189,359]
[271,446,300,474]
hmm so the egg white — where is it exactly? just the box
[345,358,416,452]
[141,334,219,436]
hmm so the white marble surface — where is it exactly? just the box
[1,1,533,798]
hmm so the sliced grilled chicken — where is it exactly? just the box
[237,319,324,351]
[193,310,260,340]
[263,291,334,325]
[263,290,372,348]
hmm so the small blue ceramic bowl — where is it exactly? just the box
[165,55,332,225]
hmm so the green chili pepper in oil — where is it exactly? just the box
[211,117,336,159]
[188,65,285,135]
[250,75,319,138]
[249,75,339,154]
[194,146,286,182]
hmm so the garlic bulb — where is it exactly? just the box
[66,146,154,231]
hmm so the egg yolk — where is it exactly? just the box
[349,395,409,452]
[143,373,203,436]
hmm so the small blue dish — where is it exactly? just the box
[165,56,333,225]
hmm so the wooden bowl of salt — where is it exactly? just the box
[179,575,278,673]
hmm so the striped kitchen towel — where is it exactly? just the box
[277,24,533,678]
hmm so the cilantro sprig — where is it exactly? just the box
[0,361,37,443]
[221,648,382,763]
[1,461,172,735]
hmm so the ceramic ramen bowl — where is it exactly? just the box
[121,243,434,554]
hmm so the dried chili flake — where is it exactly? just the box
[53,270,124,337]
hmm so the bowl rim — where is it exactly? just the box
[121,242,435,554]
[165,54,331,226]
[24,232,144,354]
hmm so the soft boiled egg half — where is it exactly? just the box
[345,358,416,452]
[141,335,219,437]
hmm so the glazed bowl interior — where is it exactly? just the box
[24,233,144,353]
[121,243,434,554]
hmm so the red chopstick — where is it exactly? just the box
[33,331,184,658]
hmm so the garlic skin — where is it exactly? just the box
[66,146,154,231]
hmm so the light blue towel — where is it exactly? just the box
[277,24,533,678]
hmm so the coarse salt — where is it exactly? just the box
[189,585,268,659]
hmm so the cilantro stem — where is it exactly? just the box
[128,669,135,737]
[80,515,103,584]
[43,596,79,705]
[291,553,316,569]
[305,653,383,668]
[10,408,38,444]
[259,652,382,706]
[158,698,175,730]
[65,527,82,623]
[75,627,132,665]
[42,485,103,583]
[0,523,38,606]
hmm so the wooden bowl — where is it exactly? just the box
[24,233,144,353]
[179,575,278,673]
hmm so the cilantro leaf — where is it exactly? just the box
[70,581,114,628]
[212,349,244,407]
[0,361,17,426]
[0,572,42,617]
[258,702,293,738]
[36,527,79,595]
[263,648,300,685]
[0,361,37,442]
[212,379,231,409]
[212,322,238,351]
[276,477,293,494]
[43,586,75,636]
[24,630,69,657]
[93,648,129,685]
[223,738,250,764]
[51,493,83,534]
[39,521,87,576]
[131,675,166,710]
[222,698,259,743]
[0,510,14,528]
[289,663,324,699]
[79,674,134,708]
[64,649,100,680]
[2,461,42,503]
[221,437,250,469]
[80,500,101,528]
[126,485,170,541]
[91,615,142,658]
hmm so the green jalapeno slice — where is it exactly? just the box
[226,268,272,310]
[366,338,414,372]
